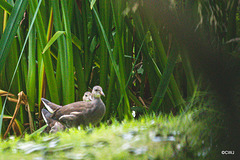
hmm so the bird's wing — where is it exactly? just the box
[41,98,61,113]
[52,101,94,121]
[58,114,79,128]
[70,111,83,115]
[59,115,76,121]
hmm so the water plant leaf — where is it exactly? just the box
[0,0,42,136]
[60,0,75,104]
[29,0,60,104]
[90,0,96,9]
[29,124,48,138]
[149,45,179,111]
[0,0,12,14]
[42,31,65,54]
[0,0,28,73]
[71,33,83,51]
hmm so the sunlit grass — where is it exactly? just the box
[0,107,220,160]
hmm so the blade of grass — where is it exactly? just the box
[28,124,47,137]
[115,32,146,117]
[50,0,65,104]
[90,0,96,9]
[92,1,133,119]
[51,0,74,104]
[29,0,59,104]
[60,0,75,104]
[99,0,110,94]
[42,31,65,54]
[0,0,42,136]
[0,0,28,73]
[92,5,121,89]
[149,44,179,112]
[81,0,90,84]
[0,0,13,14]
[125,13,179,109]
[37,42,46,127]
[27,6,37,130]
[104,49,118,119]
[150,23,184,107]
[111,0,132,119]
[181,50,196,97]
[71,33,83,51]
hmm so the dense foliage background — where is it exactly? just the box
[0,0,239,150]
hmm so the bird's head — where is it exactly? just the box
[83,91,92,102]
[92,86,105,98]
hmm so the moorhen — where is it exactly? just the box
[42,91,93,132]
[42,86,105,128]
[82,91,92,102]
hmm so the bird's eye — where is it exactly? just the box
[95,89,98,91]
[85,95,87,97]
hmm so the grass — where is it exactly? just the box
[0,107,220,160]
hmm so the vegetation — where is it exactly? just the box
[0,0,239,159]
[0,106,221,159]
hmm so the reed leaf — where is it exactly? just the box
[80,0,90,84]
[90,0,97,10]
[0,0,41,136]
[71,33,83,51]
[149,45,179,112]
[26,6,37,129]
[29,124,47,137]
[60,0,75,104]
[0,0,28,136]
[0,0,28,73]
[29,0,59,104]
[93,2,132,119]
[42,31,65,54]
[0,0,13,14]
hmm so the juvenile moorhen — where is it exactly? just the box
[42,91,93,132]
[42,108,65,133]
[42,86,105,128]
[82,91,92,102]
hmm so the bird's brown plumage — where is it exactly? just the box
[42,86,106,128]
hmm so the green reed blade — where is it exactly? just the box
[0,0,13,14]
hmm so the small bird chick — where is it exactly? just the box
[82,91,92,102]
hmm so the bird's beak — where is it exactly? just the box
[100,91,105,97]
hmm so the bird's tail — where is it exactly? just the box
[42,108,54,125]
[41,98,61,113]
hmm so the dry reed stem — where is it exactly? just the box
[3,91,30,139]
